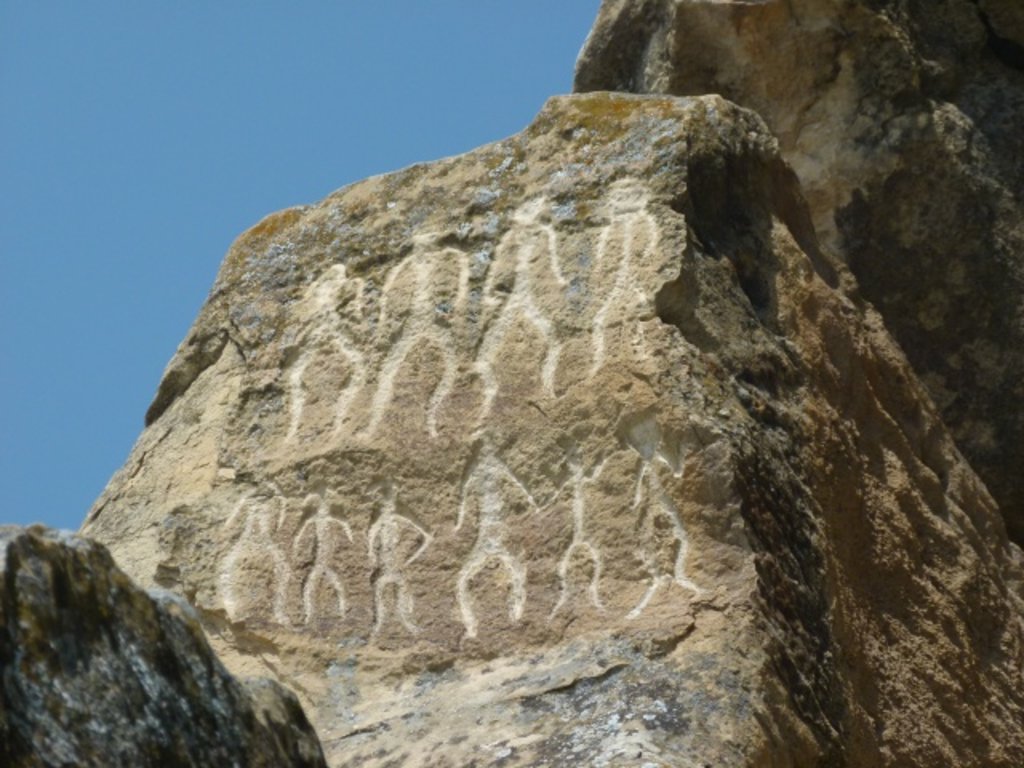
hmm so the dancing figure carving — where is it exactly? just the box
[293,489,355,625]
[285,264,367,443]
[550,446,608,618]
[219,485,295,626]
[363,232,469,438]
[367,481,432,635]
[455,438,540,638]
[622,417,701,619]
[589,181,660,378]
[476,198,566,421]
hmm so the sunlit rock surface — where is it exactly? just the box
[576,0,1024,548]
[0,525,327,768]
[81,91,1024,766]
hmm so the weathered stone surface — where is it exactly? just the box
[576,0,1024,546]
[981,0,1024,50]
[0,526,327,768]
[83,92,1024,766]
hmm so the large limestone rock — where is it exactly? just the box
[82,92,1024,766]
[0,526,326,768]
[576,0,1024,545]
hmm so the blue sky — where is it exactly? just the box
[1,2,600,530]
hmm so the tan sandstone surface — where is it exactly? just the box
[575,0,1024,547]
[80,91,1024,766]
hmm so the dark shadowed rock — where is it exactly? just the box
[576,0,1024,546]
[0,525,327,768]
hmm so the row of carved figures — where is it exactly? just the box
[283,180,661,441]
[219,425,702,639]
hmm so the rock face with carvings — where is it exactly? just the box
[81,90,1024,766]
[0,526,327,768]
[576,0,1024,546]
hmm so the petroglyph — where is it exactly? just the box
[622,416,701,619]
[363,232,469,438]
[271,198,672,632]
[293,490,355,625]
[456,438,540,638]
[590,181,660,378]
[219,486,295,626]
[367,482,432,635]
[286,264,367,443]
[550,447,608,618]
[476,198,566,420]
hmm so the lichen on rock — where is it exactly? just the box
[82,89,1024,766]
[0,525,327,768]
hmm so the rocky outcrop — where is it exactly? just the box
[576,0,1024,546]
[0,526,327,768]
[82,91,1024,766]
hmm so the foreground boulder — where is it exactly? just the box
[576,0,1024,545]
[0,526,327,768]
[82,91,1024,766]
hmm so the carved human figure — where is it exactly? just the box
[550,446,608,618]
[292,489,354,625]
[219,486,294,626]
[622,419,701,620]
[455,438,540,638]
[476,198,566,421]
[367,481,433,635]
[285,263,367,443]
[589,180,660,379]
[363,232,469,438]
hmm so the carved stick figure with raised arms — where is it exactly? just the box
[285,263,367,443]
[550,445,609,618]
[622,419,701,619]
[220,484,294,626]
[455,437,540,638]
[363,231,469,438]
[367,481,433,635]
[292,489,354,625]
[476,197,566,421]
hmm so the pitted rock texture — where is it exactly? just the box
[0,526,327,768]
[84,93,1024,766]
[576,0,1024,546]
